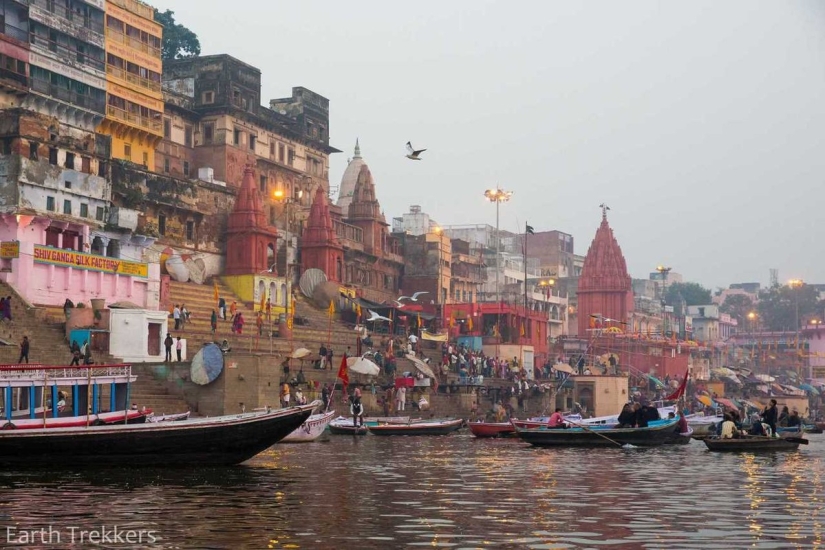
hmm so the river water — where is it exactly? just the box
[1,432,824,549]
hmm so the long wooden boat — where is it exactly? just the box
[281,410,335,443]
[703,435,807,452]
[367,418,464,436]
[514,417,681,448]
[0,402,318,467]
[3,409,149,429]
[468,421,516,438]
[328,415,411,436]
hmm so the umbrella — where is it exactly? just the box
[799,383,820,395]
[348,357,380,376]
[646,374,666,388]
[291,348,311,359]
[696,395,714,407]
[405,354,436,378]
[190,343,224,385]
[723,375,742,386]
[712,367,736,377]
[552,363,575,374]
[755,374,775,382]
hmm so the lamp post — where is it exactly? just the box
[484,188,512,343]
[747,311,757,369]
[789,279,804,375]
[656,265,672,338]
[433,225,443,329]
[274,188,304,333]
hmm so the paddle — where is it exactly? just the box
[562,418,625,448]
[784,437,809,445]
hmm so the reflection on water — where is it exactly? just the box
[1,435,824,548]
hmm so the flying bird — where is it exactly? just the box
[406,142,426,160]
[392,300,406,308]
[366,310,392,323]
[398,291,429,302]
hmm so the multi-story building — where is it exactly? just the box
[99,0,163,166]
[391,204,438,236]
[525,230,575,278]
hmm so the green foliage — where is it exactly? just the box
[154,10,201,61]
[757,283,820,332]
[720,293,755,326]
[664,282,712,308]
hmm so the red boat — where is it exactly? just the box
[468,421,516,438]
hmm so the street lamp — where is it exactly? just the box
[433,225,443,329]
[485,188,512,348]
[274,188,304,330]
[656,265,672,338]
[747,311,758,368]
[789,279,804,375]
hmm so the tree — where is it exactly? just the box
[720,293,754,327]
[757,283,820,332]
[664,282,712,309]
[154,10,201,61]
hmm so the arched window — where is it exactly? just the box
[269,282,277,306]
[257,280,265,305]
[280,283,287,306]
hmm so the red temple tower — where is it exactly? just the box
[301,186,344,282]
[347,165,388,255]
[577,207,634,336]
[225,166,280,275]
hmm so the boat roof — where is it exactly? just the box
[0,364,134,387]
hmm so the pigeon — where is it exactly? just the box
[366,310,392,323]
[398,291,429,302]
[406,142,426,160]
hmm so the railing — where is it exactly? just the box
[0,67,28,88]
[0,364,133,384]
[2,23,27,43]
[104,26,161,58]
[30,77,106,113]
[31,35,106,73]
[106,104,162,133]
[30,0,105,35]
[106,63,161,93]
[108,0,155,21]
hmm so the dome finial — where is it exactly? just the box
[353,138,361,158]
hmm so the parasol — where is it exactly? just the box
[696,395,713,407]
[291,348,311,359]
[552,363,575,374]
[190,343,224,385]
[405,354,436,378]
[348,356,380,376]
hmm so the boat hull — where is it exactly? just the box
[468,422,516,438]
[0,403,316,467]
[515,418,681,448]
[703,436,804,452]
[282,410,335,442]
[3,410,150,430]
[328,416,411,436]
[367,418,464,436]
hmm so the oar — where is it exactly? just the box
[563,418,625,448]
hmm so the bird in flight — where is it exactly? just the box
[406,142,426,160]
[366,310,392,323]
[398,291,429,302]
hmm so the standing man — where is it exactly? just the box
[173,304,181,330]
[164,333,173,362]
[218,297,226,320]
[18,335,29,364]
[395,384,406,412]
[176,336,183,362]
[761,399,778,436]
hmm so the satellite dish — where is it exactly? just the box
[190,343,224,385]
[299,268,328,298]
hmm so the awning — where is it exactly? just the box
[696,395,713,407]
[421,331,448,342]
[715,397,738,410]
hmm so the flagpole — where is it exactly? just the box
[327,300,334,352]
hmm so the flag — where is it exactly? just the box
[259,291,265,311]
[449,316,455,328]
[328,300,335,317]
[337,352,349,389]
[525,223,535,235]
[356,304,362,319]
[467,316,473,331]
[666,370,689,401]
[589,316,596,329]
[290,299,295,318]
[520,323,525,337]
[213,280,219,305]
[536,324,541,337]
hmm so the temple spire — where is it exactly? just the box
[599,202,611,220]
[353,138,361,159]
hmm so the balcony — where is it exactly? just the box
[106,64,161,94]
[106,104,162,133]
[104,27,161,58]
[30,77,105,113]
[29,0,105,42]
[30,35,106,74]
[108,0,155,21]
[0,66,28,90]
[2,23,28,43]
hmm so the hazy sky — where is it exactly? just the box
[155,0,825,289]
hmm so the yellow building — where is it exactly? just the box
[98,0,164,166]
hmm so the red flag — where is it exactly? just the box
[337,352,349,389]
[666,370,689,401]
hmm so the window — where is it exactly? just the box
[202,91,214,104]
[2,138,12,155]
[48,148,57,165]
[233,129,241,146]
[124,143,131,159]
[29,142,38,160]
[203,122,214,143]
[142,151,148,167]
[270,142,275,158]
[80,203,88,218]
[287,148,294,166]
[95,206,104,221]
[278,144,285,162]
[259,175,266,193]
[46,196,55,211]
[81,157,90,173]
[232,88,241,106]
[158,214,166,235]
[65,152,75,169]
[249,135,256,151]
[63,199,72,215]
[184,125,192,147]
[186,221,194,241]
[163,158,170,173]
[64,181,71,189]
[163,118,171,139]
[183,161,190,177]
[98,161,107,177]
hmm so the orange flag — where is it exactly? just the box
[259,291,266,311]
[520,323,525,337]
[467,316,473,331]
[337,351,349,389]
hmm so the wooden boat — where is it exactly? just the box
[147,411,191,423]
[328,415,411,436]
[514,417,681,448]
[3,409,149,429]
[703,435,807,452]
[367,418,464,436]
[282,410,335,442]
[669,426,694,445]
[468,421,516,438]
[0,402,318,467]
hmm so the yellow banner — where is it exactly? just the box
[0,241,20,259]
[34,246,148,278]
[421,331,448,342]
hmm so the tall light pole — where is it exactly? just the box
[485,188,512,347]
[747,311,757,370]
[656,265,672,338]
[789,279,804,376]
[274,188,303,333]
[433,225,443,329]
